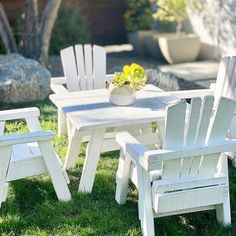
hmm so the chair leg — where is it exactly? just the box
[58,109,67,136]
[38,141,71,201]
[64,128,83,169]
[137,166,155,236]
[115,150,131,205]
[216,197,231,225]
[0,146,12,207]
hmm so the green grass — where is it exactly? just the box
[1,99,236,235]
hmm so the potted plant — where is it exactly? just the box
[152,0,201,64]
[124,0,154,56]
[108,63,147,106]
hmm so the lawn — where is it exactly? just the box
[1,99,236,235]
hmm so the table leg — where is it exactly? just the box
[64,127,84,169]
[78,128,105,193]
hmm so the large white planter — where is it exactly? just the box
[158,33,200,64]
[108,84,136,106]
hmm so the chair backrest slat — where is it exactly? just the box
[185,97,201,146]
[214,56,231,100]
[60,46,80,91]
[84,44,93,90]
[194,96,214,145]
[214,56,236,103]
[162,101,186,179]
[61,44,107,92]
[93,45,106,89]
[161,96,235,181]
[75,45,86,90]
[221,56,236,99]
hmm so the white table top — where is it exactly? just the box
[49,84,179,131]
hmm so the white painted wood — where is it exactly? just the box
[168,88,214,99]
[115,150,132,204]
[93,45,106,89]
[75,44,86,90]
[50,77,68,94]
[115,95,235,234]
[53,44,115,136]
[0,131,54,146]
[58,109,67,136]
[0,108,71,206]
[84,44,93,90]
[25,116,42,132]
[61,46,80,91]
[78,128,105,192]
[50,85,177,132]
[162,56,236,166]
[0,107,40,121]
[38,141,71,201]
[214,56,231,100]
[162,101,186,179]
[0,146,12,207]
[64,128,84,169]
[0,121,5,135]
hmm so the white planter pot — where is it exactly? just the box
[108,84,136,106]
[158,33,200,64]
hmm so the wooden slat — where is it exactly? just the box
[0,121,5,135]
[208,97,236,144]
[214,56,231,100]
[163,100,186,149]
[84,44,93,90]
[185,97,201,145]
[162,101,186,179]
[0,107,39,121]
[181,98,201,177]
[229,57,236,99]
[60,46,80,91]
[221,56,236,98]
[93,45,106,89]
[75,44,86,90]
[195,96,214,145]
[0,131,54,146]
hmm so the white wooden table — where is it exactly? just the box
[50,84,179,193]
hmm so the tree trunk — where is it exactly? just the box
[0,3,17,53]
[22,0,39,58]
[38,0,62,65]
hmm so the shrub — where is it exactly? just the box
[124,0,153,32]
[50,3,89,54]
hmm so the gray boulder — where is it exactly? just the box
[0,54,51,103]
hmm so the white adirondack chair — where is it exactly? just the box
[50,44,154,170]
[0,107,71,208]
[168,55,236,162]
[115,96,236,236]
[51,44,114,136]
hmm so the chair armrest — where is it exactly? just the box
[168,88,214,99]
[0,107,40,121]
[51,77,69,94]
[116,131,148,163]
[143,139,236,171]
[0,131,54,146]
[105,74,115,82]
[51,77,67,85]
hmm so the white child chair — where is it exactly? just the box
[0,107,71,208]
[115,96,236,236]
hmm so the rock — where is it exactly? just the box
[0,54,51,103]
[146,69,203,91]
